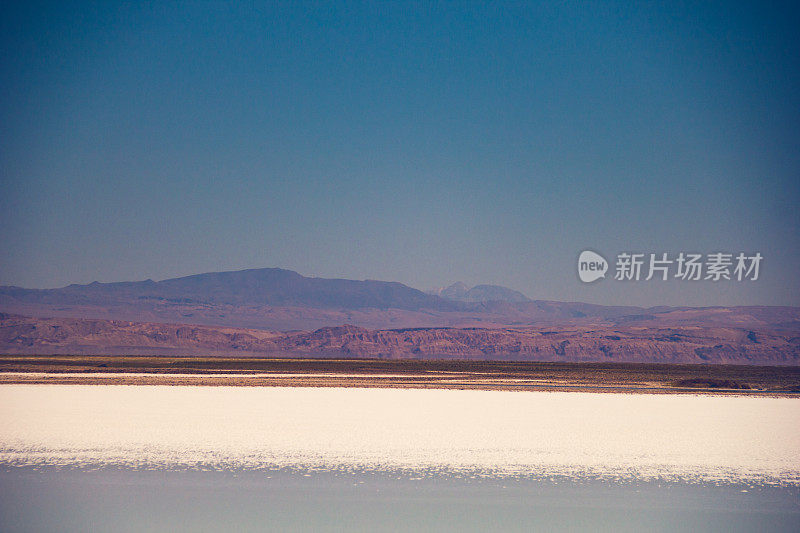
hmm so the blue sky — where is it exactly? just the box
[2,1,798,306]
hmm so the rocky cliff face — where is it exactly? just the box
[2,313,797,365]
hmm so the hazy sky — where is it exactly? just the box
[2,1,798,307]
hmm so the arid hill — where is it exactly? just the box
[2,313,798,365]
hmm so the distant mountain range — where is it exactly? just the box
[1,267,799,364]
[0,268,452,311]
[429,282,531,303]
[0,267,646,330]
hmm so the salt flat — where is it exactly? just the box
[1,385,798,484]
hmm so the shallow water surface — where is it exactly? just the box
[1,467,799,532]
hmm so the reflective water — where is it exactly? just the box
[0,467,798,532]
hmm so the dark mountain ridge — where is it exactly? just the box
[0,268,457,311]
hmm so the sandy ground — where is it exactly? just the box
[1,355,799,395]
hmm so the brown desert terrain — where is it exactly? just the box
[2,356,798,396]
[1,312,798,365]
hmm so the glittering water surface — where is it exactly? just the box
[1,385,799,532]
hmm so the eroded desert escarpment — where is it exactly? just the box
[2,313,798,365]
